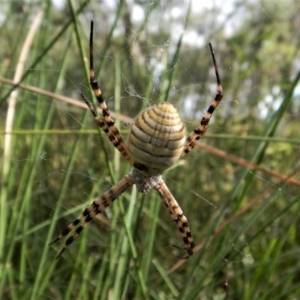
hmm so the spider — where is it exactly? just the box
[50,20,223,259]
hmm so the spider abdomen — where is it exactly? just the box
[128,102,186,176]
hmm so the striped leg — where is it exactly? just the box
[155,179,195,258]
[88,20,131,164]
[50,174,134,259]
[181,43,223,157]
[81,93,132,164]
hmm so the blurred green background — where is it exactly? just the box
[1,0,300,299]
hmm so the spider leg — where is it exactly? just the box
[81,93,131,163]
[181,43,223,157]
[155,179,195,259]
[87,20,131,164]
[50,174,134,259]
[171,244,192,260]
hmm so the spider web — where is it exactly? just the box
[1,0,300,298]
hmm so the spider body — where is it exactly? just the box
[130,167,162,194]
[50,20,223,259]
[129,102,186,177]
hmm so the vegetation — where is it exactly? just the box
[1,0,300,299]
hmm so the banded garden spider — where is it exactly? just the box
[50,20,223,259]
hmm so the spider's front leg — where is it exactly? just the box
[50,174,134,258]
[155,179,195,258]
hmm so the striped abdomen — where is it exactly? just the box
[128,102,186,176]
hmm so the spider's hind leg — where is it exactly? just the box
[181,42,223,157]
[80,92,132,164]
[87,20,132,165]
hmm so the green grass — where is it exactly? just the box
[1,0,300,299]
